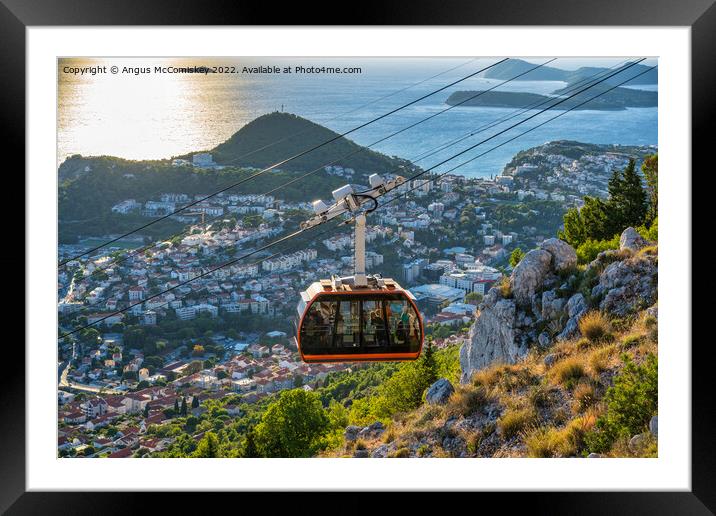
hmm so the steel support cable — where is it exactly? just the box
[59,58,508,266]
[71,59,559,282]
[379,65,657,212]
[59,60,649,336]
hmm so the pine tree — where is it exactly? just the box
[243,430,260,458]
[191,396,199,409]
[143,404,150,418]
[174,398,179,413]
[180,397,188,416]
[641,154,658,223]
[194,432,220,458]
[618,159,648,228]
[420,338,438,386]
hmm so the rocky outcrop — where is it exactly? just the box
[592,253,657,316]
[345,421,385,442]
[460,290,521,383]
[510,249,552,307]
[425,379,455,405]
[540,238,577,272]
[619,227,648,251]
[460,228,657,382]
[556,293,588,341]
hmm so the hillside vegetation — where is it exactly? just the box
[326,306,657,458]
[58,112,413,242]
[209,112,410,174]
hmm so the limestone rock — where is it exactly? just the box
[344,426,361,442]
[628,433,648,453]
[594,254,657,316]
[543,353,557,367]
[566,292,587,318]
[358,421,385,440]
[425,378,455,405]
[540,238,577,272]
[538,331,551,348]
[556,293,588,341]
[649,415,658,437]
[460,295,524,383]
[541,289,565,321]
[510,249,552,307]
[619,227,648,251]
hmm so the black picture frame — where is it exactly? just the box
[3,0,709,513]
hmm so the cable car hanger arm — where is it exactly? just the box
[299,173,405,230]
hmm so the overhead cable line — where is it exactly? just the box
[71,58,557,282]
[59,58,508,266]
[60,58,482,233]
[379,64,657,211]
[71,59,557,281]
[60,59,646,337]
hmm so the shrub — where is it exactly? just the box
[417,444,431,457]
[550,357,587,388]
[498,276,512,299]
[585,354,658,454]
[354,439,367,450]
[579,311,611,343]
[498,407,537,440]
[576,235,621,264]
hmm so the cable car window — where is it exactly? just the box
[362,299,389,347]
[335,300,361,348]
[300,300,336,351]
[386,299,421,352]
[299,293,422,357]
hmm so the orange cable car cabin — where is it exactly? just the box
[294,174,424,363]
[296,278,424,363]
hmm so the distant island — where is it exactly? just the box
[478,58,658,86]
[445,86,657,111]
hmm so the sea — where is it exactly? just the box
[58,57,657,178]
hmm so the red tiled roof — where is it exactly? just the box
[108,447,133,458]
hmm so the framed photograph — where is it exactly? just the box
[6,0,710,512]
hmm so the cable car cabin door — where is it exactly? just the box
[297,292,423,363]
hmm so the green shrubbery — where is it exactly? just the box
[585,353,657,453]
[559,155,658,260]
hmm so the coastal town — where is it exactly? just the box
[57,140,655,457]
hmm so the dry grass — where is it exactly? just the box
[572,381,597,413]
[498,407,538,440]
[498,276,512,298]
[389,447,411,458]
[472,363,536,395]
[550,357,587,387]
[527,383,553,410]
[445,385,491,418]
[579,311,612,343]
[525,411,598,457]
[620,333,644,350]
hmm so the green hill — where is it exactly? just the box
[446,86,656,110]
[209,112,407,175]
[57,112,414,242]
